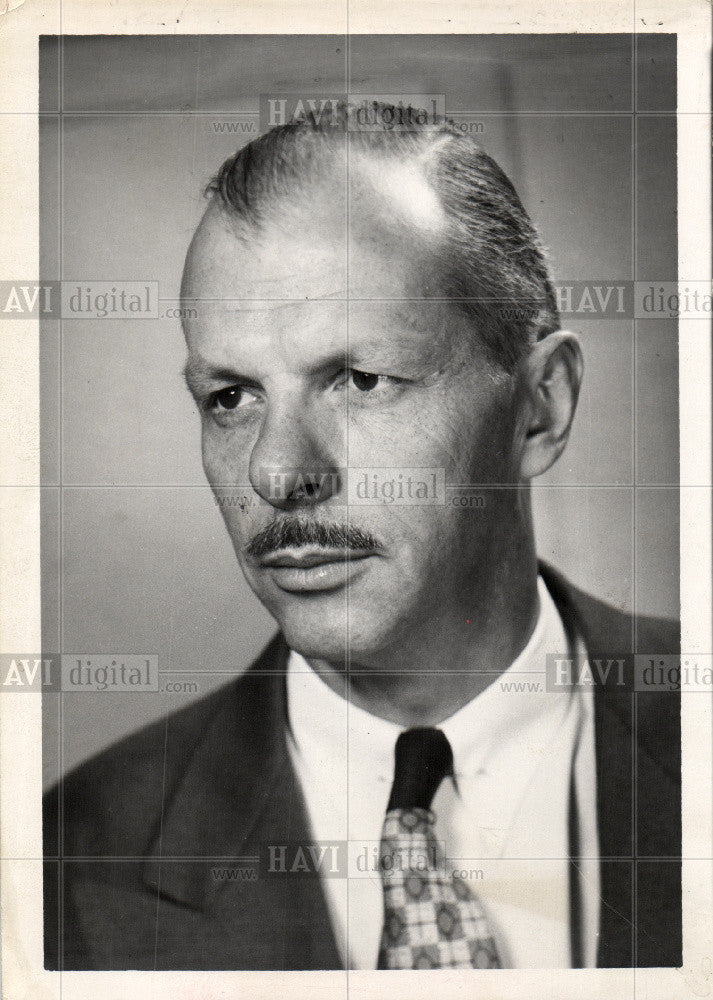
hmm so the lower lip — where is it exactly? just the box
[265,555,372,593]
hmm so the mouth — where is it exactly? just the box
[255,546,375,593]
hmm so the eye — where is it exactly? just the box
[208,385,259,411]
[334,368,407,404]
[351,369,380,392]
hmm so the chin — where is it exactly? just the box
[272,600,393,665]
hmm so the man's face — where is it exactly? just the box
[182,190,526,666]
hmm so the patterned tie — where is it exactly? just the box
[377,727,501,969]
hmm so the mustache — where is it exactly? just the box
[245,518,380,559]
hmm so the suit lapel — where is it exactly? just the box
[592,687,635,966]
[142,634,341,969]
[540,562,634,965]
[540,561,680,967]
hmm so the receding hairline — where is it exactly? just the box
[182,145,458,299]
[204,138,451,246]
[187,113,561,371]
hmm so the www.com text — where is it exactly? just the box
[211,121,259,134]
[211,867,259,882]
[213,493,485,509]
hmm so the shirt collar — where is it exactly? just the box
[287,576,573,786]
[440,576,571,775]
[287,650,401,784]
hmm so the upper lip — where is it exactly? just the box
[256,547,374,569]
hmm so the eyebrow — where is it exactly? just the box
[183,336,437,398]
[182,361,262,400]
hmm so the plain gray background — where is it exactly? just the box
[40,34,679,786]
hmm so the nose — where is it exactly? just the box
[248,402,342,510]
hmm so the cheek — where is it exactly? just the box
[201,424,221,484]
[348,402,463,468]
[450,394,520,483]
[201,423,251,485]
[363,371,515,476]
[379,405,503,482]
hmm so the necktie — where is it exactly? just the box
[377,727,501,969]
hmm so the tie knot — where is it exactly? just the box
[387,727,453,811]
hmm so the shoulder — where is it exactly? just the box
[539,561,680,778]
[44,680,228,855]
[43,656,270,857]
[538,560,679,655]
[44,634,289,857]
[45,632,289,856]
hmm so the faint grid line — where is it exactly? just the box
[57,24,65,992]
[152,714,171,969]
[156,293,689,301]
[38,853,688,862]
[632,18,638,982]
[23,109,695,117]
[10,483,688,489]
[345,17,352,983]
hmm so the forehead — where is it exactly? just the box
[183,148,449,301]
[181,191,457,364]
[183,186,443,296]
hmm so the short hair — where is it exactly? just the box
[206,104,560,372]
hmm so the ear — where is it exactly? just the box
[519,331,584,480]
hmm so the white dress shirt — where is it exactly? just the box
[286,575,600,969]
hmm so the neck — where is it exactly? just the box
[306,547,541,728]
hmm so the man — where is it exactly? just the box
[44,105,681,971]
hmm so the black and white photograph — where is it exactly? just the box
[0,5,711,999]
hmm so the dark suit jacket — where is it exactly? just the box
[44,564,682,970]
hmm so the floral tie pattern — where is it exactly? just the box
[377,806,501,968]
